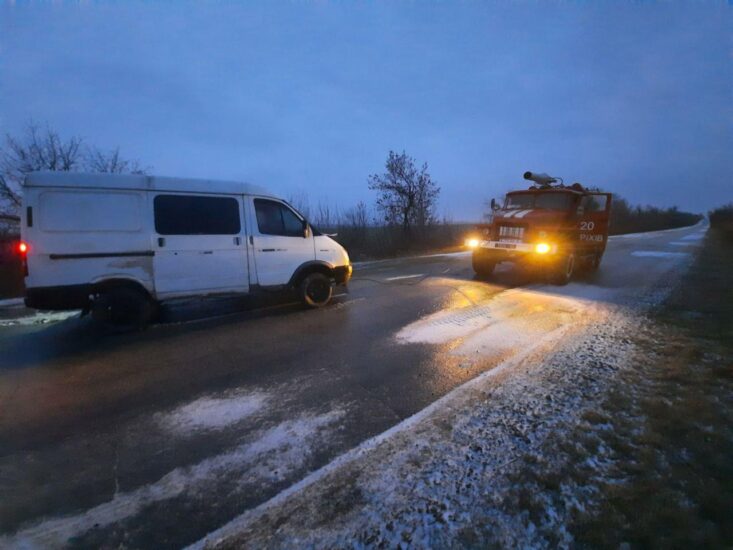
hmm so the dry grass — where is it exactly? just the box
[505,229,733,548]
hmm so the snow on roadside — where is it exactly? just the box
[0,310,79,327]
[2,408,346,549]
[156,391,269,435]
[195,305,634,549]
[631,250,691,259]
[193,245,696,548]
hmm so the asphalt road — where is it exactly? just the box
[0,222,705,548]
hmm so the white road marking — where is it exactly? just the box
[631,250,690,258]
[385,274,424,281]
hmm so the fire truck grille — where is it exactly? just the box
[498,226,525,241]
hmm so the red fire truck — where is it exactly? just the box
[469,172,612,285]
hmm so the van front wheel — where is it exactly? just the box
[299,272,333,308]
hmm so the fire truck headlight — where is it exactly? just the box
[535,243,551,254]
[466,238,480,249]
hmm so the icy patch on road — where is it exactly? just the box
[631,250,691,259]
[2,408,346,549]
[669,241,697,246]
[0,310,79,327]
[395,288,591,361]
[157,391,269,434]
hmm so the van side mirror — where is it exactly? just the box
[303,223,310,238]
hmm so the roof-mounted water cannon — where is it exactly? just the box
[523,171,563,188]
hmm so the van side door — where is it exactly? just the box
[152,193,248,298]
[248,198,315,286]
[577,193,612,254]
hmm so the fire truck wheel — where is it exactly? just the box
[551,252,576,285]
[472,256,496,278]
[588,252,602,272]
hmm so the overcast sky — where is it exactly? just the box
[1,2,730,219]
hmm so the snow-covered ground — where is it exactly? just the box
[0,223,706,548]
[191,232,701,548]
[192,295,633,548]
[0,309,79,327]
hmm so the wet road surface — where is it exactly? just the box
[0,222,706,548]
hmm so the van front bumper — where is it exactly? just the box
[333,264,353,285]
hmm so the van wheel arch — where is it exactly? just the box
[90,280,158,328]
[289,262,334,289]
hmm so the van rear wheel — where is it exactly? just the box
[91,287,156,329]
[299,272,333,308]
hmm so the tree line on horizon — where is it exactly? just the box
[0,121,708,260]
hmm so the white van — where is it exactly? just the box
[20,172,352,325]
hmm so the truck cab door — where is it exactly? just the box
[576,193,612,254]
[248,198,315,286]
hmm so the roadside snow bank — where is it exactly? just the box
[0,310,79,327]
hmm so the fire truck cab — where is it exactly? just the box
[471,172,612,285]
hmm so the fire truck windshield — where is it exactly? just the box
[504,194,534,209]
[505,192,574,211]
[534,193,573,210]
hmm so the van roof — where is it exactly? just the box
[23,171,276,197]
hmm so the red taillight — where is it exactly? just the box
[17,241,29,276]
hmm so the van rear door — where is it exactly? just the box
[152,193,248,297]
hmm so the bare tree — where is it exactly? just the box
[287,191,311,220]
[342,200,369,230]
[0,123,84,208]
[368,150,440,233]
[314,201,340,231]
[85,146,147,174]
[0,122,148,220]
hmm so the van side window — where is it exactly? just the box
[154,195,241,235]
[254,199,305,237]
[581,195,608,212]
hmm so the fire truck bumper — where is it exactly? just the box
[474,241,560,263]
